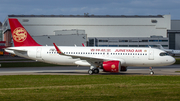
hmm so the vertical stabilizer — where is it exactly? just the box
[8,18,41,47]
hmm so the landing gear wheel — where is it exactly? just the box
[150,71,154,75]
[149,67,154,75]
[94,69,99,74]
[88,69,93,75]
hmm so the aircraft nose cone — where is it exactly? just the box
[168,57,176,65]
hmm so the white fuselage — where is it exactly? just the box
[5,46,175,67]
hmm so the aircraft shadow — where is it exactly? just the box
[37,72,145,75]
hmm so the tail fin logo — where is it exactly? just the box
[13,27,27,42]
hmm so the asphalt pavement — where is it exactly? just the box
[0,65,180,75]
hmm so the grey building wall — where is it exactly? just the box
[3,15,171,48]
[32,34,87,46]
[175,34,180,49]
[168,20,180,49]
[171,20,180,30]
[54,29,85,35]
[0,30,2,41]
[168,31,180,50]
[3,15,170,37]
[88,36,169,49]
[0,22,2,41]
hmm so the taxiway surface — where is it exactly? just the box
[0,65,180,75]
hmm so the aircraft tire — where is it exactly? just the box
[150,71,154,75]
[88,69,93,75]
[94,69,99,74]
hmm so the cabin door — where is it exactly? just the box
[148,50,154,60]
[36,48,42,58]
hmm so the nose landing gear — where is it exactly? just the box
[149,67,154,75]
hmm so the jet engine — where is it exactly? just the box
[102,61,127,72]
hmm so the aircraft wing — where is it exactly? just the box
[53,43,124,66]
[53,43,111,62]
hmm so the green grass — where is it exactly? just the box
[175,58,180,64]
[0,75,180,101]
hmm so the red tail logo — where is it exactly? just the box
[13,27,27,42]
[8,19,41,47]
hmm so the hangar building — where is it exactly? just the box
[168,20,180,49]
[3,14,170,48]
[0,22,2,41]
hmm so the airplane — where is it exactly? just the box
[5,18,175,75]
[155,44,180,56]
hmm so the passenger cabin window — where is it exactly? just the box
[160,52,169,56]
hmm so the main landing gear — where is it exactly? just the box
[149,67,154,75]
[88,68,99,75]
[88,65,100,75]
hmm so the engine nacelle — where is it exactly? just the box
[102,61,127,72]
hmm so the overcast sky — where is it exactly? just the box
[0,0,180,22]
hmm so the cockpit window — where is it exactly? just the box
[160,52,169,56]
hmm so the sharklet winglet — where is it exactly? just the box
[82,43,85,47]
[53,43,65,55]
